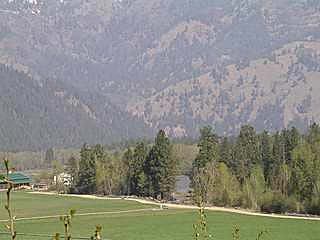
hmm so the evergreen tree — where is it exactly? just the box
[260,131,273,184]
[122,148,134,195]
[146,130,176,200]
[271,132,292,195]
[307,123,320,146]
[281,127,301,166]
[193,126,219,170]
[132,142,149,196]
[76,144,97,194]
[45,148,54,167]
[66,156,79,191]
[219,137,233,168]
[192,126,219,203]
[291,143,315,202]
[233,125,260,183]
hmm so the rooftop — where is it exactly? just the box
[0,172,32,185]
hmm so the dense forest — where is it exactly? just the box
[61,123,320,215]
[192,124,320,215]
[0,64,150,150]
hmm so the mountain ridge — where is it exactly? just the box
[0,0,320,149]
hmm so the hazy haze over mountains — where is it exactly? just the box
[0,0,320,150]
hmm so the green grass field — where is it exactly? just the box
[0,191,319,240]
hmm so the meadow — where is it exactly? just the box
[0,191,319,240]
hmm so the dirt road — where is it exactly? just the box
[31,192,320,221]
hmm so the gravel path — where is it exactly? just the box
[30,192,320,221]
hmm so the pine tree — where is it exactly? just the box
[307,123,320,147]
[291,143,315,201]
[66,156,79,192]
[76,144,97,194]
[260,131,273,184]
[219,137,233,168]
[146,130,176,200]
[45,148,54,167]
[123,148,134,195]
[132,142,149,196]
[193,126,219,170]
[233,125,260,183]
[192,126,219,203]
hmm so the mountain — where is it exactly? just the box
[0,0,320,149]
[0,64,149,150]
[128,41,320,136]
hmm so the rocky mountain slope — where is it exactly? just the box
[0,0,320,148]
[128,41,320,136]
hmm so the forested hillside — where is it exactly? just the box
[0,64,149,150]
[0,0,320,149]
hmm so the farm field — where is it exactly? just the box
[0,191,319,240]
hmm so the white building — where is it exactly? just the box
[53,173,72,186]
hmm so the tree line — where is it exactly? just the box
[68,130,177,200]
[66,123,320,215]
[192,123,320,215]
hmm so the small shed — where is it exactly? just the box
[0,172,32,189]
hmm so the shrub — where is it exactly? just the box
[306,197,320,215]
[260,192,302,214]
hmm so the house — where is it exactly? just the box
[0,172,32,189]
[53,172,72,186]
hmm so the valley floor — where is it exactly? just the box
[31,191,320,221]
[0,191,319,240]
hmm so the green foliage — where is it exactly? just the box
[193,207,212,240]
[218,137,233,168]
[291,142,315,201]
[232,225,240,240]
[192,126,219,204]
[68,130,177,200]
[233,125,260,183]
[193,126,219,170]
[67,156,79,191]
[210,163,241,207]
[172,143,198,175]
[260,192,302,214]
[241,167,265,210]
[75,144,100,194]
[131,142,149,196]
[260,131,272,182]
[58,209,76,240]
[45,148,55,167]
[146,130,177,200]
[190,123,320,215]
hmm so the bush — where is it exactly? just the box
[260,192,302,214]
[306,197,320,215]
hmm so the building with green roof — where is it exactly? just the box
[0,172,32,189]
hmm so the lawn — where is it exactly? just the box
[0,191,319,240]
